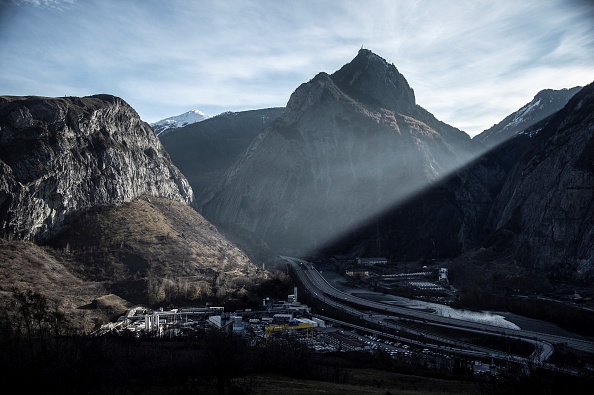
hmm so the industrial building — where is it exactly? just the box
[264,318,315,339]
[356,257,388,266]
[262,286,310,314]
[93,285,316,339]
[346,270,370,277]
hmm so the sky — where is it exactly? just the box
[1,0,593,137]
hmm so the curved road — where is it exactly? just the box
[284,257,594,363]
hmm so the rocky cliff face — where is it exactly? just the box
[487,81,594,280]
[0,94,193,241]
[201,50,490,257]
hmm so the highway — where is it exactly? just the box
[284,256,594,365]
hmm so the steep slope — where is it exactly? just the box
[201,50,490,257]
[0,196,271,328]
[48,196,268,306]
[160,107,284,205]
[487,80,594,281]
[0,94,193,241]
[0,238,110,330]
[151,109,209,136]
[475,87,582,147]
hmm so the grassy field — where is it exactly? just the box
[247,370,480,395]
[137,369,482,395]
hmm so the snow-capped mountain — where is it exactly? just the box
[474,87,581,147]
[150,109,209,136]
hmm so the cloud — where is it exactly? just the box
[7,0,74,10]
[1,0,593,133]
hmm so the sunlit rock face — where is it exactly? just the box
[202,50,491,256]
[0,94,194,241]
[488,81,594,280]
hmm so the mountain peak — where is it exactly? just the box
[330,49,416,114]
[355,48,385,63]
[151,109,209,137]
[475,86,582,146]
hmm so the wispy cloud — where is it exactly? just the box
[7,0,74,10]
[0,0,592,134]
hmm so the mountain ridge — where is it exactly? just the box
[160,107,285,205]
[151,108,209,136]
[485,80,594,280]
[474,86,582,147]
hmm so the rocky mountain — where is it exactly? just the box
[327,79,594,282]
[0,94,274,323]
[150,109,209,136]
[160,107,284,205]
[0,94,193,241]
[0,197,271,328]
[474,87,582,147]
[485,80,594,281]
[200,49,492,257]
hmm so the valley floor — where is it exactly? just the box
[314,260,594,340]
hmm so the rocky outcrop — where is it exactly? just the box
[0,94,193,241]
[487,81,594,280]
[201,50,490,257]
